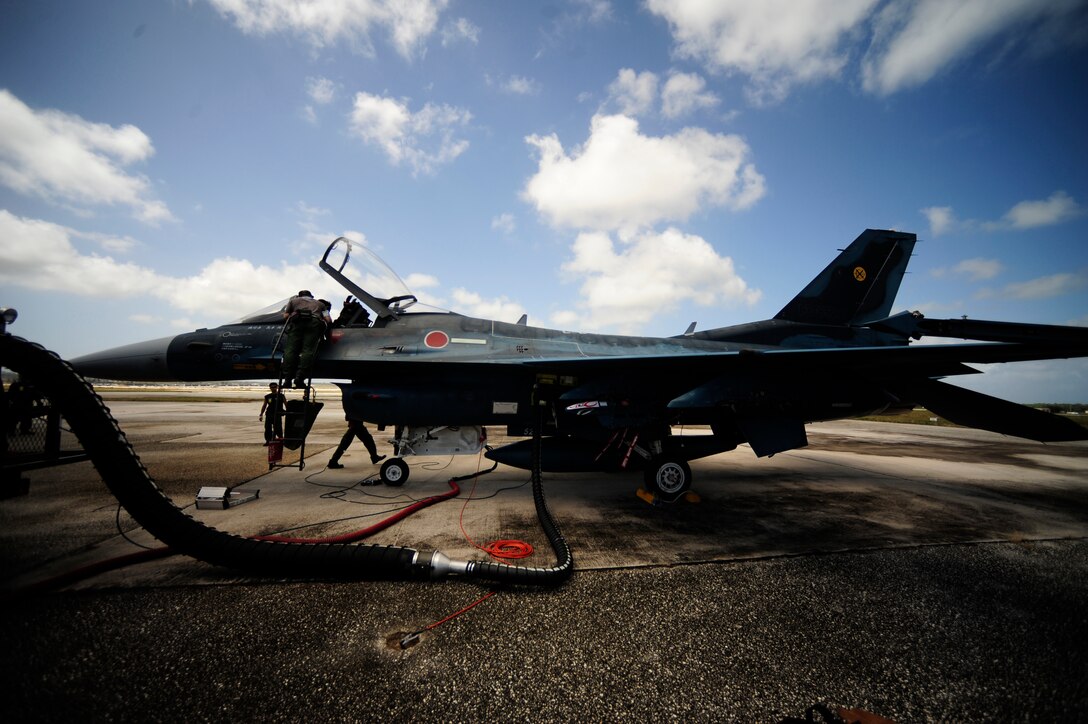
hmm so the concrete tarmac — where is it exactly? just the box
[2,394,1087,722]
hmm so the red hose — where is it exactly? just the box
[10,546,176,597]
[254,478,462,544]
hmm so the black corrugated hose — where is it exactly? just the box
[1,334,572,586]
[457,390,573,585]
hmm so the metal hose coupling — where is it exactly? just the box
[412,549,472,579]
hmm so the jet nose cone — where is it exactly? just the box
[70,335,176,381]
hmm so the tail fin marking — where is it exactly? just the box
[774,229,917,327]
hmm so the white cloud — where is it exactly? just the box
[921,205,955,236]
[998,190,1082,229]
[955,258,1003,281]
[292,203,349,255]
[306,76,337,104]
[170,317,200,330]
[606,69,658,116]
[523,114,764,232]
[0,89,174,224]
[649,0,1088,102]
[297,200,331,217]
[552,227,760,333]
[206,0,448,59]
[0,210,160,298]
[931,257,1003,281]
[349,92,409,158]
[348,91,471,175]
[661,72,720,118]
[491,213,516,234]
[403,272,439,290]
[922,192,1082,236]
[82,230,141,254]
[603,69,720,119]
[1001,271,1088,300]
[392,272,526,321]
[647,0,878,104]
[862,0,1087,95]
[441,17,480,46]
[450,288,526,322]
[164,256,329,314]
[503,75,541,96]
[488,74,541,96]
[574,0,613,24]
[0,210,539,335]
[0,210,327,319]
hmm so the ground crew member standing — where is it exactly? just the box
[328,417,386,469]
[258,382,286,443]
[281,290,327,388]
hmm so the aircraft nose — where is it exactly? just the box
[70,335,176,381]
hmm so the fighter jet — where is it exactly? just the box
[73,230,1088,501]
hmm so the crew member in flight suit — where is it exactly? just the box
[327,417,386,469]
[258,382,286,443]
[281,290,329,388]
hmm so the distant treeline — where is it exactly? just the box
[1030,403,1087,414]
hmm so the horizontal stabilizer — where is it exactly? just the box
[916,317,1088,346]
[892,379,1087,443]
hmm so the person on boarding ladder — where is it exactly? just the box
[280,290,329,389]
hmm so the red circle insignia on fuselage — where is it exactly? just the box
[424,330,450,349]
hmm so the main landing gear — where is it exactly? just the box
[643,457,692,503]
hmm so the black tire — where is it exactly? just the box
[643,457,692,502]
[380,458,410,486]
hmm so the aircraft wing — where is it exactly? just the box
[516,340,1088,377]
[512,341,1088,444]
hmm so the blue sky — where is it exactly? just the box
[1,0,1086,402]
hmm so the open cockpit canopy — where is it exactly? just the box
[319,236,451,321]
[228,237,452,327]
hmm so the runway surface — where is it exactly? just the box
[2,394,1086,721]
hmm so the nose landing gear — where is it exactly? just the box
[379,458,409,486]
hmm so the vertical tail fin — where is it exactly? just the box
[774,229,916,326]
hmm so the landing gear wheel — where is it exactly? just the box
[644,457,692,502]
[380,458,409,487]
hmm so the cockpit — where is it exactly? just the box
[232,237,453,327]
[319,237,452,327]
